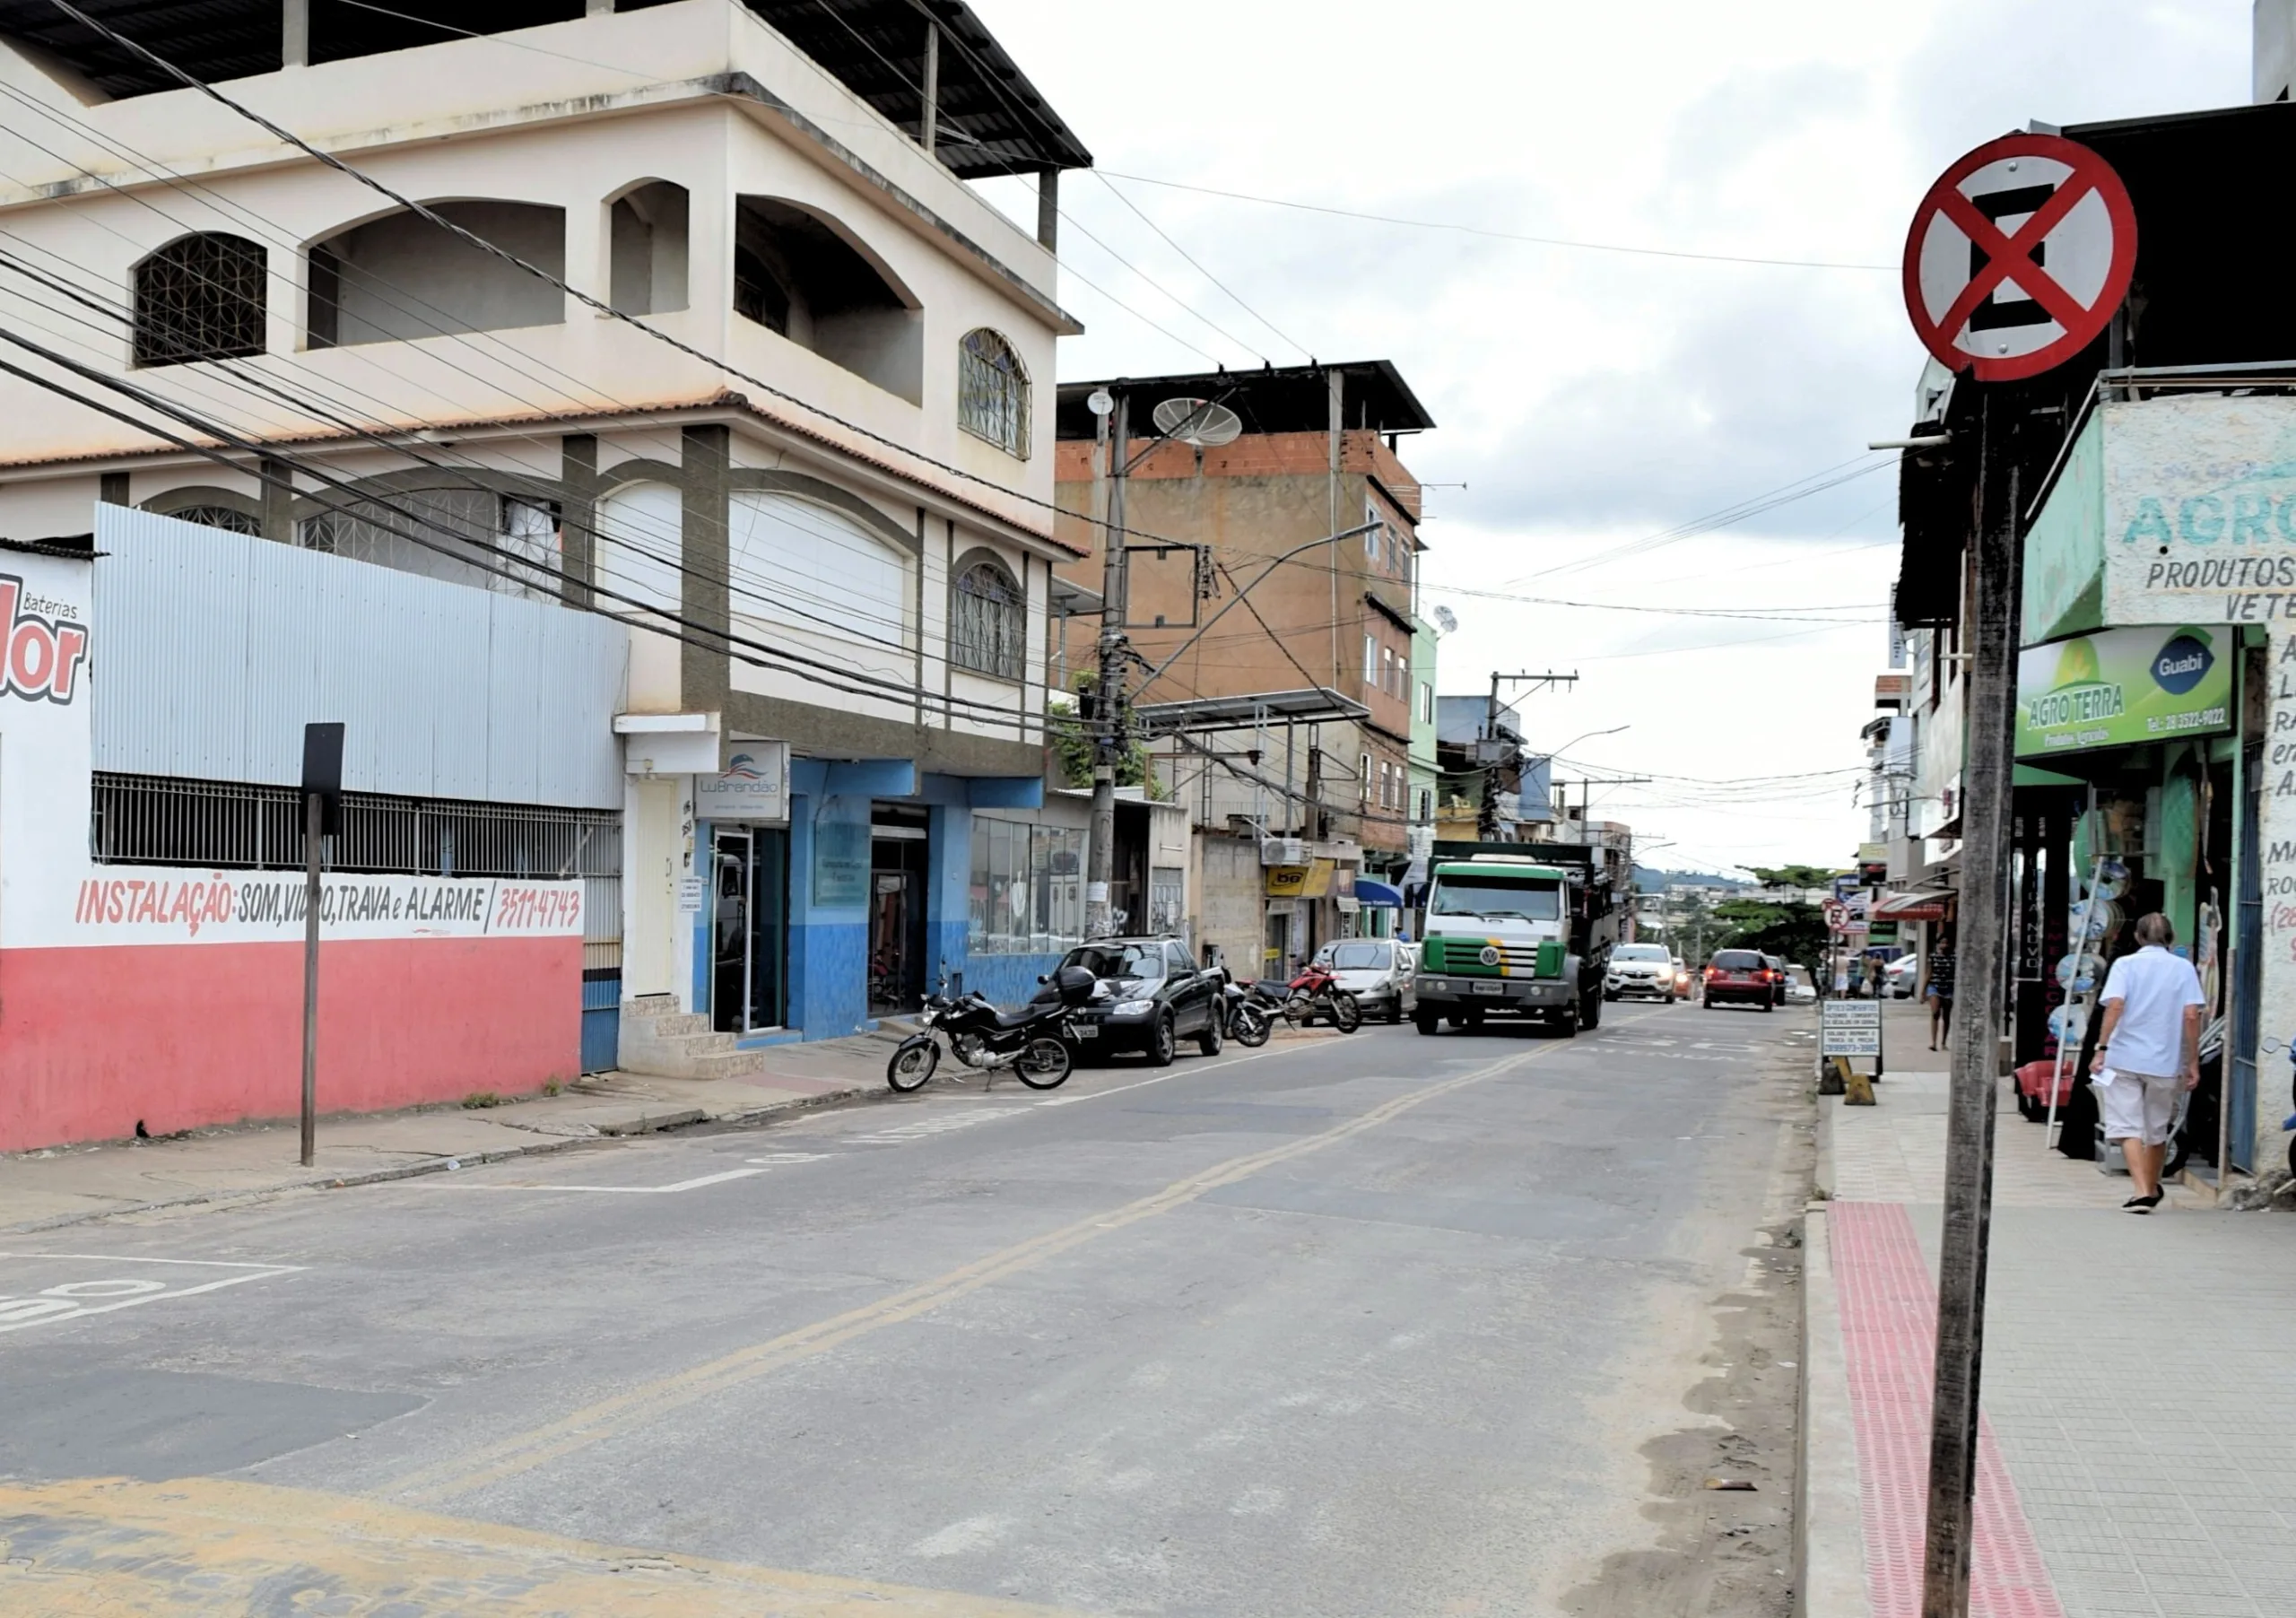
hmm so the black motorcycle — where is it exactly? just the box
[885,965,1095,1093]
[1218,971,1272,1048]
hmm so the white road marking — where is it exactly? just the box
[0,1252,300,1335]
[430,1168,768,1195]
[1036,1040,1300,1107]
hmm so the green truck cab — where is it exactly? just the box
[1413,854,1614,1037]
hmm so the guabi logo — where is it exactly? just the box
[0,573,90,705]
[2151,631,2213,695]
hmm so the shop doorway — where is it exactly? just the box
[711,827,788,1033]
[869,809,929,1013]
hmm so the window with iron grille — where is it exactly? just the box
[950,552,1023,680]
[134,234,267,368]
[957,327,1030,457]
[91,773,624,967]
[165,504,262,536]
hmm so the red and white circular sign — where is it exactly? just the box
[1902,133,2136,383]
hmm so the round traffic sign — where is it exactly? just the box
[1902,133,2135,383]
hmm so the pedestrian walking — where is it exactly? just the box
[2092,912,2205,1213]
[1926,935,1956,1050]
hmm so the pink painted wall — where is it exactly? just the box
[0,936,581,1152]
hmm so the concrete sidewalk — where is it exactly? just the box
[0,1036,899,1234]
[1802,1001,2296,1618]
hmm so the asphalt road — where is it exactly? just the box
[0,1004,1813,1617]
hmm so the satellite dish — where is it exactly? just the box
[1152,396,1243,447]
[1431,605,1459,634]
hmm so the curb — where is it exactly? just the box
[1795,1201,1871,1618]
[2,1083,874,1236]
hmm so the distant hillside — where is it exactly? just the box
[1633,866,1743,894]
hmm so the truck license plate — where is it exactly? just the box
[1472,981,1504,996]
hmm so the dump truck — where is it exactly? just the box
[1411,840,1624,1037]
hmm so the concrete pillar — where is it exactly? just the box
[919,22,939,155]
[560,431,596,607]
[259,455,294,545]
[680,423,730,716]
[283,0,309,68]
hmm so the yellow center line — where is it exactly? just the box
[388,1043,1558,1505]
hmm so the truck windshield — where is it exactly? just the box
[1430,878,1561,921]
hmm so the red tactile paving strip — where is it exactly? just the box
[1831,1202,2066,1618]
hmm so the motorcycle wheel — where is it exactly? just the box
[1326,991,1362,1033]
[1016,1036,1072,1090]
[1231,1004,1271,1047]
[886,1040,938,1092]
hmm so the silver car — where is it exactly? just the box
[1324,939,1417,1023]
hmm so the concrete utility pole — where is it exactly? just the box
[1085,392,1129,940]
[1919,396,2022,1618]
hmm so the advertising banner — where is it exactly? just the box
[2016,624,2231,758]
[61,869,582,946]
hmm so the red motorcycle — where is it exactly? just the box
[1242,961,1363,1034]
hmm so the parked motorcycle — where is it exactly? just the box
[885,965,1096,1093]
[1219,972,1273,1048]
[1243,961,1362,1034]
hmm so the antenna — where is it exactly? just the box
[1152,396,1243,447]
[1431,605,1458,634]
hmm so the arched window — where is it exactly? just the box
[134,234,266,368]
[951,551,1023,680]
[168,504,262,535]
[958,329,1029,457]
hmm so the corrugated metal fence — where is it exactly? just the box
[92,505,626,808]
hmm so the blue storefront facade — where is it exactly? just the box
[691,758,1088,1048]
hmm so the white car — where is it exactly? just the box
[1605,942,1677,1003]
[1883,954,1919,998]
[1784,965,1818,1004]
[1323,938,1417,1023]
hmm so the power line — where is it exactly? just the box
[1091,171,1312,362]
[0,317,1057,732]
[31,0,1131,551]
[1094,170,1899,273]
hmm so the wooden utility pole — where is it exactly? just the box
[1919,399,2022,1617]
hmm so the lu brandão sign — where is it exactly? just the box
[2016,625,2231,758]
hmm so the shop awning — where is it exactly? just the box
[1874,892,1952,922]
[1353,878,1405,908]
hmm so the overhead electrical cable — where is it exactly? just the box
[1093,170,1898,273]
[30,0,1185,552]
[0,318,1057,731]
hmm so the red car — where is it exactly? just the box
[1703,949,1778,1011]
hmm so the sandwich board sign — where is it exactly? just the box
[1822,999,1882,1058]
[1903,132,2136,383]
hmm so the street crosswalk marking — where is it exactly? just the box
[0,1251,300,1335]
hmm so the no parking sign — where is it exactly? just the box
[1903,132,2136,383]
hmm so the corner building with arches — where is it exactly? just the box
[0,1,1100,1136]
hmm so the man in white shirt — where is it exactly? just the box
[2092,912,2205,1213]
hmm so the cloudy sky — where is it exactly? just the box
[971,0,2253,874]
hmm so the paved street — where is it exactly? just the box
[0,1007,1812,1616]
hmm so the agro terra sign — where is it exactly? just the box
[2016,625,2231,758]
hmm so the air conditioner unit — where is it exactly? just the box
[1260,837,1305,866]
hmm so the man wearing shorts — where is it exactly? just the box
[2092,912,2205,1213]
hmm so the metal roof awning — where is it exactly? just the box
[1131,687,1370,736]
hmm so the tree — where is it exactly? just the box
[1745,864,1845,892]
[1048,671,1155,793]
[1709,896,1830,973]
